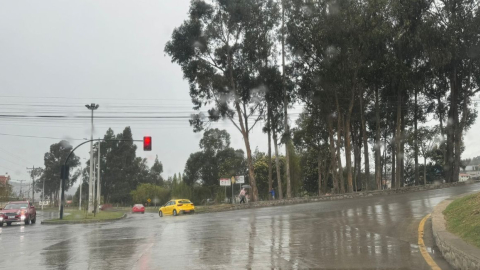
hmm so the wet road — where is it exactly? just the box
[1,183,479,270]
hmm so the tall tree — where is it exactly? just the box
[165,0,281,201]
[37,140,80,205]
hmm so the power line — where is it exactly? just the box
[0,132,83,140]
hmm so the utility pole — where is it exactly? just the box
[26,166,35,204]
[85,103,99,213]
[79,165,82,211]
[93,156,96,215]
[97,140,101,212]
[42,177,45,210]
[18,180,25,199]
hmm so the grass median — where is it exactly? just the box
[44,210,125,224]
[443,192,480,248]
[112,204,235,214]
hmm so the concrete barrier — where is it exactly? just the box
[432,195,480,270]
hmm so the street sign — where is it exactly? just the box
[220,178,231,186]
[235,176,245,184]
[231,176,235,184]
[39,201,49,206]
[147,198,151,203]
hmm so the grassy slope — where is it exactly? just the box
[443,192,480,248]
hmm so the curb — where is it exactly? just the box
[432,194,480,270]
[41,213,127,225]
[198,181,477,214]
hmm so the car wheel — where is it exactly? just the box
[159,211,163,217]
[7,222,12,226]
[0,222,3,227]
[31,216,36,224]
[142,212,144,214]
[173,209,177,216]
[24,217,30,225]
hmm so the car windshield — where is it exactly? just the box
[4,204,28,209]
[2,0,480,269]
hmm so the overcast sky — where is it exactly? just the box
[0,0,296,192]
[0,1,479,192]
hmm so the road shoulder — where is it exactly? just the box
[432,195,480,270]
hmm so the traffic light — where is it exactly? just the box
[143,136,152,151]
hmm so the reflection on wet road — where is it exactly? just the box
[1,183,479,269]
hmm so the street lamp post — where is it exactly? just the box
[97,140,101,214]
[85,103,99,213]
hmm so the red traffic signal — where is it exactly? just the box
[143,136,152,151]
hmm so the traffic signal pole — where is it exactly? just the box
[59,138,146,220]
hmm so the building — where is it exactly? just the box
[459,174,470,182]
[465,165,480,171]
[0,175,10,186]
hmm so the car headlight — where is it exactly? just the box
[17,210,21,215]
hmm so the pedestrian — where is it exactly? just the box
[269,188,276,200]
[239,188,246,204]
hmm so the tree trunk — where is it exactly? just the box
[392,135,396,189]
[446,68,458,183]
[395,85,403,189]
[355,128,362,191]
[400,102,405,187]
[383,130,387,188]
[234,102,258,201]
[414,88,419,185]
[273,129,283,199]
[345,92,355,193]
[328,116,339,193]
[268,106,273,199]
[351,122,358,192]
[337,113,345,193]
[375,85,381,190]
[281,1,291,199]
[424,157,427,185]
[322,161,328,194]
[360,88,370,191]
[318,154,322,195]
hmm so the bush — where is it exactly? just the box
[131,183,170,206]
[171,181,193,200]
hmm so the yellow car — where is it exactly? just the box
[159,199,195,217]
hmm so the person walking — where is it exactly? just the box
[239,188,246,204]
[269,188,276,200]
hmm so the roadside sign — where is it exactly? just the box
[220,178,231,186]
[235,176,245,184]
[147,198,151,203]
[39,201,50,206]
[231,176,235,184]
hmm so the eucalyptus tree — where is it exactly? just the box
[165,0,280,201]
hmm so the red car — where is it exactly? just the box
[132,204,145,214]
[0,201,37,226]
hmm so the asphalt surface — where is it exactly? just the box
[1,183,479,270]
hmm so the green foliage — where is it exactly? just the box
[130,183,170,206]
[183,129,247,187]
[171,181,193,200]
[254,151,286,200]
[37,140,80,203]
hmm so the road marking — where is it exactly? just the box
[418,214,441,270]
